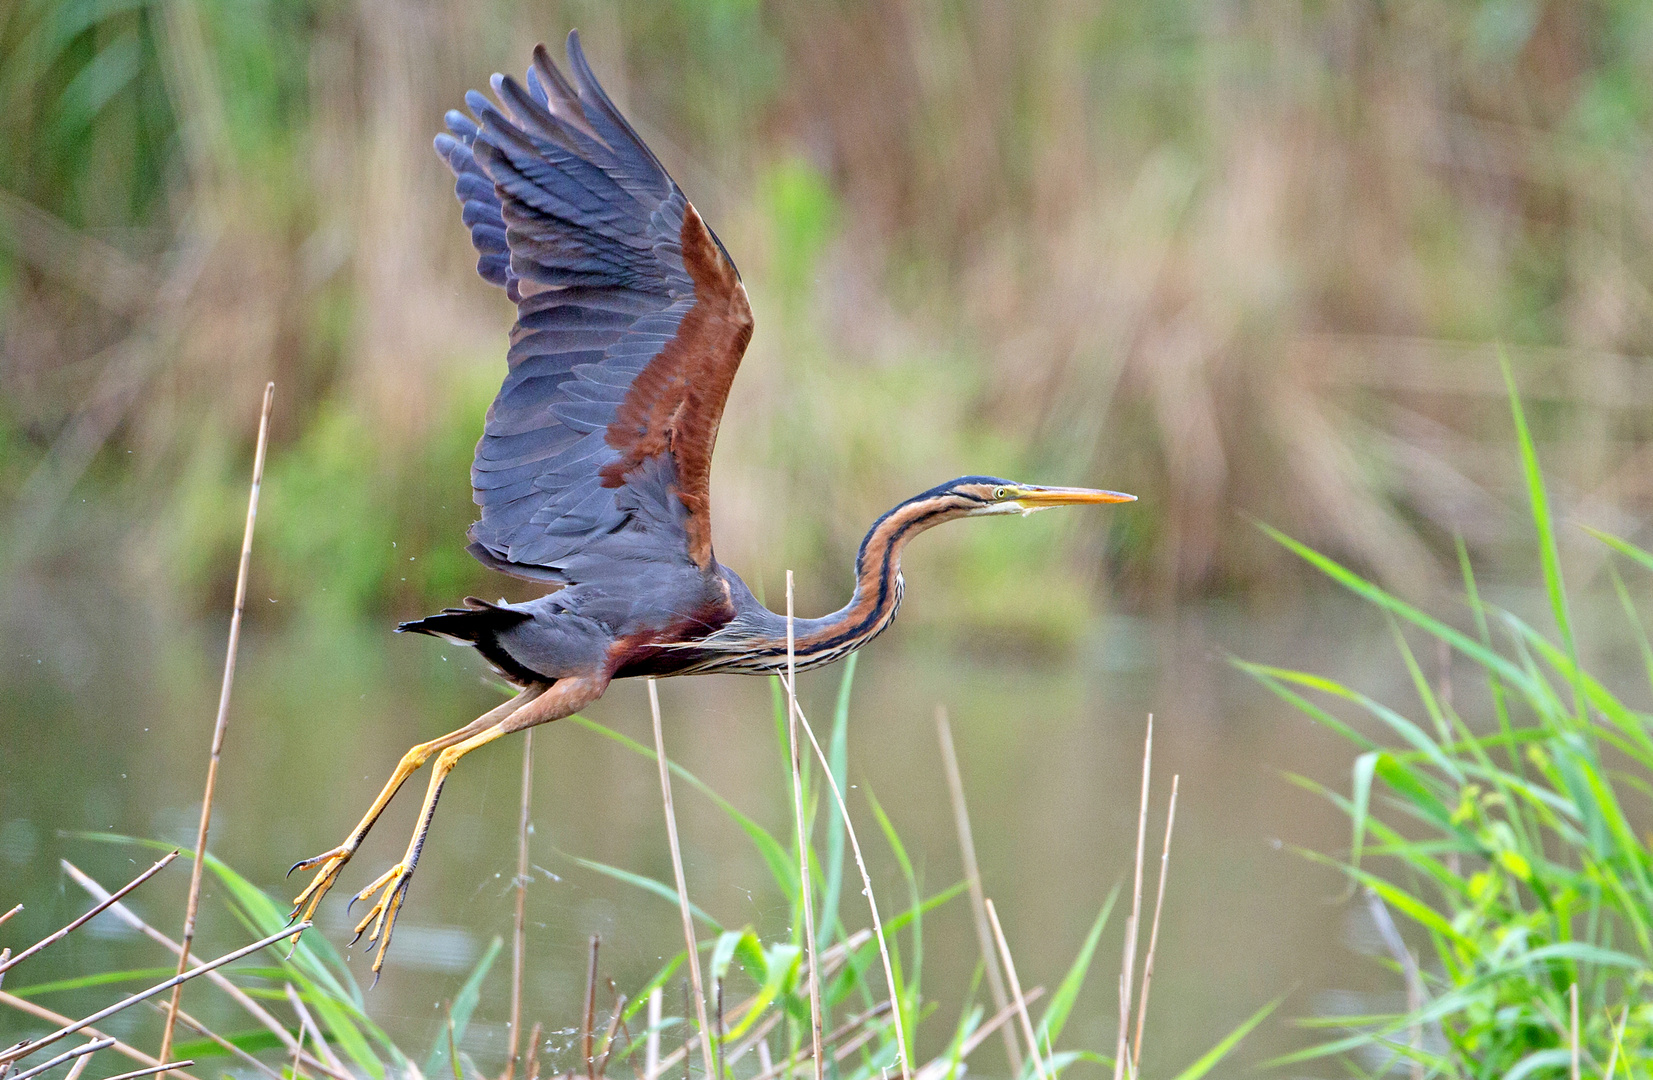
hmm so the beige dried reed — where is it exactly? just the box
[160,380,275,1065]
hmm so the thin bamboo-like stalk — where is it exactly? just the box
[984,900,1048,1080]
[1569,983,1579,1080]
[911,987,1047,1080]
[783,572,826,1080]
[525,1022,543,1080]
[645,927,879,1080]
[1113,715,1152,1080]
[7,1038,114,1080]
[59,861,346,1079]
[97,1063,194,1080]
[151,999,283,1080]
[0,994,180,1079]
[0,923,307,1065]
[741,1002,894,1080]
[0,853,178,975]
[288,1002,308,1080]
[778,649,908,1078]
[504,729,534,1080]
[61,1046,95,1080]
[644,987,662,1080]
[582,935,599,1079]
[0,906,21,929]
[1129,775,1177,1075]
[935,707,1020,1076]
[160,380,275,1065]
[647,678,718,1080]
[285,983,344,1078]
[597,991,627,1078]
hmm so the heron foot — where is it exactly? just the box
[350,860,415,974]
[287,845,356,925]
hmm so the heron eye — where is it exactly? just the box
[993,487,1008,500]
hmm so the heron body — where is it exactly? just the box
[290,32,1134,972]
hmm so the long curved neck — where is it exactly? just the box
[730,494,957,671]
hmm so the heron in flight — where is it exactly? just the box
[289,31,1134,972]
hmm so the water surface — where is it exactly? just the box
[1,581,1462,1075]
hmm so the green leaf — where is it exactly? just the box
[1168,996,1281,1080]
[171,1030,291,1060]
[819,652,858,944]
[8,967,177,998]
[1253,522,1537,696]
[560,851,724,932]
[1501,347,1584,722]
[568,715,798,899]
[1035,885,1120,1051]
[425,935,502,1078]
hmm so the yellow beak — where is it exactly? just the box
[1014,485,1137,506]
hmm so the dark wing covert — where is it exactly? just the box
[434,31,753,582]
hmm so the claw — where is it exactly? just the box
[348,862,414,974]
[286,845,357,926]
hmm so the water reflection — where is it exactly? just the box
[2,583,1427,1074]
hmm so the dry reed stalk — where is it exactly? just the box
[646,678,717,1080]
[582,935,599,1079]
[647,928,878,1080]
[1570,983,1579,1080]
[152,1000,283,1080]
[983,900,1048,1080]
[742,1002,893,1080]
[0,995,178,1078]
[525,1022,543,1080]
[0,852,179,975]
[97,1063,194,1080]
[284,983,344,1078]
[935,707,1020,1076]
[780,661,909,1079]
[783,572,826,1080]
[0,924,308,1066]
[160,380,275,1066]
[910,987,1047,1080]
[503,730,534,1080]
[61,1045,94,1080]
[0,907,20,929]
[59,861,346,1080]
[288,1005,307,1080]
[1113,716,1152,1080]
[644,987,662,1080]
[1129,774,1177,1075]
[597,992,627,1078]
[7,1038,114,1080]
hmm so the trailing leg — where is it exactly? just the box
[351,674,608,974]
[288,686,546,924]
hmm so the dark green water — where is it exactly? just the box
[1,580,1425,1075]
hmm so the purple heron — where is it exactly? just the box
[289,31,1134,973]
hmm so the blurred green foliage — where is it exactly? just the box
[3,0,1653,628]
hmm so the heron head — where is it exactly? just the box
[938,477,1137,518]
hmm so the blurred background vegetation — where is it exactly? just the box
[5,0,1652,638]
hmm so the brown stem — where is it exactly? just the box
[160,381,274,1065]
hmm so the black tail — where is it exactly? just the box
[397,598,540,685]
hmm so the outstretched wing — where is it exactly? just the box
[434,31,753,582]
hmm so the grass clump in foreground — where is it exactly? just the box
[0,651,1278,1080]
[1244,361,1653,1077]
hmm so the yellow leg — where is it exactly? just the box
[350,675,608,975]
[288,686,546,924]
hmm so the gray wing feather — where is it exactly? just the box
[435,32,725,583]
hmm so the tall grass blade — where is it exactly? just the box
[423,936,501,1079]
